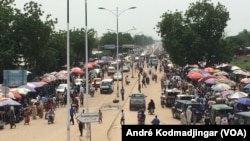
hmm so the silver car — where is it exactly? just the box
[122,65,130,72]
[112,72,123,81]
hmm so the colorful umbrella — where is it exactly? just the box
[0,99,21,107]
[18,85,36,92]
[220,90,234,97]
[28,81,47,88]
[211,83,230,92]
[198,75,216,82]
[0,91,22,99]
[228,91,248,99]
[204,78,217,84]
[244,84,250,89]
[42,73,57,82]
[241,78,250,84]
[187,72,202,80]
[203,67,215,73]
[235,98,250,106]
[11,88,31,95]
[71,67,84,75]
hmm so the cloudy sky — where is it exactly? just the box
[14,0,250,40]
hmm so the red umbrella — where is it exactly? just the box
[9,91,22,99]
[71,67,84,75]
[84,62,94,69]
[187,72,202,80]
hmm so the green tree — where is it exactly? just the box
[11,1,57,74]
[0,0,17,72]
[156,0,232,66]
[134,34,154,47]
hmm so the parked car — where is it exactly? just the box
[91,77,102,88]
[56,84,68,93]
[112,72,123,81]
[99,79,113,94]
[171,100,203,122]
[122,65,130,72]
[209,104,233,125]
[129,93,147,111]
[164,88,182,107]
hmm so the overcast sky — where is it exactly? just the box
[14,0,250,40]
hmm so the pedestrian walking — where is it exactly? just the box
[120,87,125,101]
[70,106,76,125]
[180,111,187,125]
[138,84,141,93]
[120,109,125,125]
[151,115,160,125]
[99,109,103,124]
[142,78,147,88]
[77,109,85,136]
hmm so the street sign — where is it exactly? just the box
[3,70,27,87]
[76,113,99,123]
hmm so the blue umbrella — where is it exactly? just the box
[0,99,21,107]
[235,98,250,106]
[244,84,250,89]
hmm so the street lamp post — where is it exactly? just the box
[98,6,136,100]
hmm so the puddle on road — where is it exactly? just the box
[100,105,121,111]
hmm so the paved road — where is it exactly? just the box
[0,64,182,141]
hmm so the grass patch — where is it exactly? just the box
[230,56,250,71]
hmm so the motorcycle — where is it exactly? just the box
[148,107,154,115]
[125,78,130,85]
[47,114,55,124]
[90,87,95,97]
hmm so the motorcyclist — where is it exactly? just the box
[125,75,130,85]
[148,99,155,113]
[137,110,146,125]
[160,93,166,107]
[48,108,55,123]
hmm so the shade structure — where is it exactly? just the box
[0,99,21,107]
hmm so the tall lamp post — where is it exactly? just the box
[98,6,136,100]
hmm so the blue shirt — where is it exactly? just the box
[70,108,75,115]
[151,118,160,125]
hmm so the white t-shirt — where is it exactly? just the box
[215,116,221,125]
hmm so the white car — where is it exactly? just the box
[122,65,130,72]
[56,84,68,93]
[112,72,123,81]
[74,78,84,86]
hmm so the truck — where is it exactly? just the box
[129,93,147,111]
